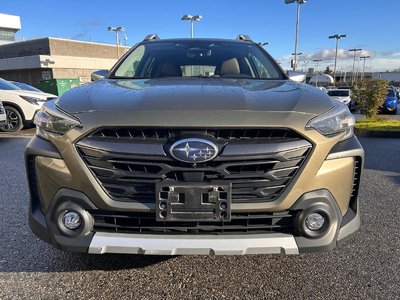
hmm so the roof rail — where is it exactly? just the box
[143,34,160,41]
[236,34,253,42]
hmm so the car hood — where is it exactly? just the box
[330,96,350,101]
[24,90,58,98]
[330,96,349,99]
[3,89,57,100]
[57,78,334,116]
[385,96,397,102]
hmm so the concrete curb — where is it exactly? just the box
[355,128,400,138]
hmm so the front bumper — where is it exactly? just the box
[28,185,360,255]
[26,134,363,255]
[0,106,6,123]
[89,233,299,255]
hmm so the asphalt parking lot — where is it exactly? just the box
[0,135,399,299]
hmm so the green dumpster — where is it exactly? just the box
[37,78,80,96]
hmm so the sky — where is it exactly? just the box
[2,0,400,72]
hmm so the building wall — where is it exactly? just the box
[372,72,400,83]
[52,68,98,83]
[0,13,21,45]
[0,37,130,85]
[49,38,128,59]
[0,13,21,31]
[0,38,50,59]
[0,68,51,86]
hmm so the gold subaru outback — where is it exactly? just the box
[26,35,363,255]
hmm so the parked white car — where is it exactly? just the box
[327,89,352,106]
[0,78,57,132]
[0,100,6,125]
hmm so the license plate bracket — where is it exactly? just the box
[155,182,231,222]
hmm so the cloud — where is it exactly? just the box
[70,32,86,40]
[365,57,400,72]
[302,48,375,60]
[277,49,400,72]
[84,18,105,28]
[70,18,105,41]
[381,51,400,57]
[278,48,376,66]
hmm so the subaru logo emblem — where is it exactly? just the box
[170,138,218,163]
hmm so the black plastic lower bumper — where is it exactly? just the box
[28,186,359,254]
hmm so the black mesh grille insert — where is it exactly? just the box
[89,128,300,141]
[90,210,297,235]
[26,156,39,203]
[349,156,362,212]
[77,127,312,204]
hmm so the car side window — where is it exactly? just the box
[248,53,274,79]
[115,45,145,77]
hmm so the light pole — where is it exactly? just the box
[349,48,362,83]
[291,52,302,69]
[123,33,128,46]
[329,34,346,86]
[285,0,307,71]
[181,15,202,38]
[303,60,310,73]
[360,55,370,79]
[313,59,322,87]
[108,26,125,58]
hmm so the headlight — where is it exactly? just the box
[20,95,43,105]
[306,102,355,141]
[34,101,81,140]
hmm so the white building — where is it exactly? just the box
[372,72,400,83]
[0,13,21,45]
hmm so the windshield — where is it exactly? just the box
[387,89,395,97]
[0,78,21,91]
[327,90,349,97]
[11,81,42,92]
[111,40,284,80]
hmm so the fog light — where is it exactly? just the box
[63,211,81,230]
[305,212,325,231]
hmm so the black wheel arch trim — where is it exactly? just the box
[2,102,26,121]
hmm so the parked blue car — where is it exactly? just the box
[381,88,398,114]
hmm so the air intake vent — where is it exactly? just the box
[90,210,296,235]
[349,156,362,212]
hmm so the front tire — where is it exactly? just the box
[0,106,24,132]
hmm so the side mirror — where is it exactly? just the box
[91,69,108,81]
[287,70,306,83]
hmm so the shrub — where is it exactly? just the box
[352,79,388,119]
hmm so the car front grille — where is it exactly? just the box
[77,127,312,204]
[89,210,297,235]
[89,127,302,141]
